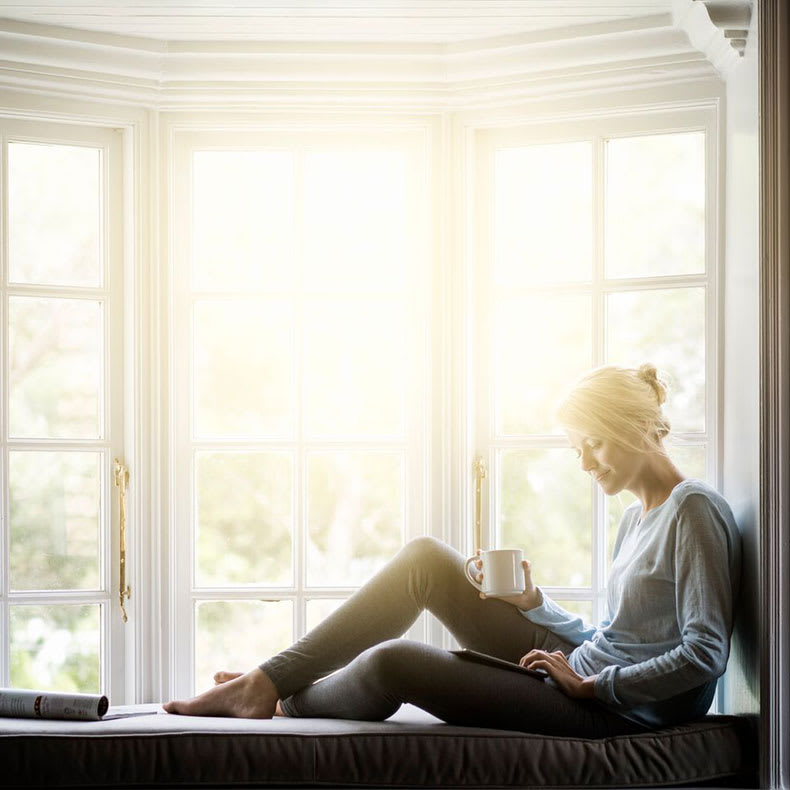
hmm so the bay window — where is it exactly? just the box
[0,106,719,703]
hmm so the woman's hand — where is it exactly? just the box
[519,649,598,699]
[474,551,542,611]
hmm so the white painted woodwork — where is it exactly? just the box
[0,12,742,109]
[0,1,673,42]
[673,0,751,77]
[720,0,758,726]
[0,2,752,109]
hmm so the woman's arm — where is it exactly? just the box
[594,493,740,709]
[476,550,603,646]
[518,502,636,648]
[522,594,602,647]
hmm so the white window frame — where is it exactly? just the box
[466,105,721,629]
[0,117,128,702]
[165,122,436,698]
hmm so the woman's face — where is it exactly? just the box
[566,430,644,496]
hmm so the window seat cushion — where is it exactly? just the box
[0,703,756,788]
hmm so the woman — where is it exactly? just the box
[164,364,741,737]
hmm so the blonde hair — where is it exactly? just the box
[556,364,671,453]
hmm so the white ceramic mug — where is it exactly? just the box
[464,548,524,597]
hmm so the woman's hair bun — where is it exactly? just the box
[637,364,668,406]
[556,363,672,451]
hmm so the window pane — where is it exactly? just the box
[9,142,101,287]
[306,598,345,632]
[9,297,102,439]
[304,299,406,438]
[195,600,292,693]
[606,288,705,433]
[667,444,706,482]
[307,452,403,587]
[196,452,293,587]
[10,452,101,591]
[10,605,100,693]
[192,151,295,291]
[304,151,407,292]
[499,448,591,587]
[494,142,592,286]
[194,300,295,438]
[496,293,592,435]
[605,132,705,278]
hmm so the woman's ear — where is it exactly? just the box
[643,429,664,452]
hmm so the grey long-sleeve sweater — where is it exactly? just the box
[523,479,742,727]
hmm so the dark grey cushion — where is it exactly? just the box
[0,703,756,788]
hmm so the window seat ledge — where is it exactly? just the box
[0,703,757,789]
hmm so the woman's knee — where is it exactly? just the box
[355,639,423,683]
[399,536,456,569]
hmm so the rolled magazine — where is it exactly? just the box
[0,689,109,721]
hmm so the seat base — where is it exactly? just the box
[0,703,757,788]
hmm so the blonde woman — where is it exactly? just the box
[165,364,741,737]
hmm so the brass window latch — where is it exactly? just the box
[473,455,488,554]
[113,459,132,623]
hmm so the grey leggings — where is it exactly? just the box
[260,537,647,737]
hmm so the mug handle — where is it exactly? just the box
[464,556,483,591]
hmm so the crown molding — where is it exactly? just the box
[672,0,752,78]
[0,13,724,109]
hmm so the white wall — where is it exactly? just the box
[721,8,760,715]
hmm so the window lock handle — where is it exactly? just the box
[113,459,132,624]
[473,456,488,554]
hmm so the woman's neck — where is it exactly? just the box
[629,452,686,516]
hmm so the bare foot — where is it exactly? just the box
[214,670,286,715]
[163,668,278,718]
[214,671,243,685]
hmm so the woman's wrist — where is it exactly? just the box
[579,675,598,699]
[518,587,543,612]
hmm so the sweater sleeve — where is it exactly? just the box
[594,493,739,708]
[522,591,600,647]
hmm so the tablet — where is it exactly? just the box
[450,648,548,680]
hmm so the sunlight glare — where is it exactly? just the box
[495,141,592,286]
[192,150,295,291]
[304,150,407,292]
[9,142,101,287]
[496,292,592,436]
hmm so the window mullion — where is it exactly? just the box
[592,134,607,623]
[599,274,709,291]
[172,140,194,700]
[706,118,718,488]
[476,136,494,555]
[295,146,305,644]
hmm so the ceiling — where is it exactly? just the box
[0,1,674,42]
